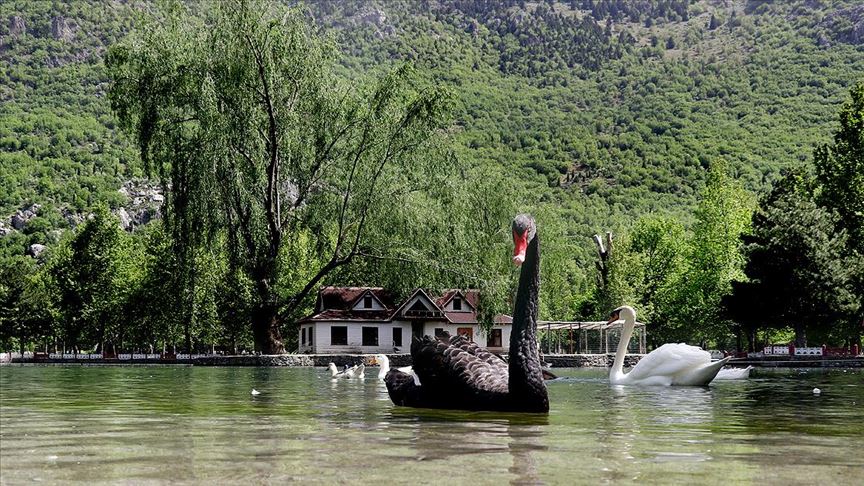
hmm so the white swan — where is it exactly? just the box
[608,306,730,386]
[372,354,419,385]
[328,363,365,379]
[713,365,753,380]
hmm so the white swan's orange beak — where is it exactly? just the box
[606,310,621,325]
[513,230,528,265]
[370,356,378,365]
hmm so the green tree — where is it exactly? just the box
[628,216,687,326]
[813,83,864,347]
[108,0,449,353]
[814,83,864,253]
[0,256,55,354]
[48,206,140,352]
[663,162,754,346]
[726,170,861,347]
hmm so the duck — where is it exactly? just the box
[607,306,731,386]
[328,362,365,379]
[384,214,549,413]
[371,354,419,385]
[713,365,753,380]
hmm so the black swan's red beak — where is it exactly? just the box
[513,230,528,266]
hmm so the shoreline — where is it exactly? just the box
[4,353,862,368]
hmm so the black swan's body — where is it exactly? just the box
[384,215,549,413]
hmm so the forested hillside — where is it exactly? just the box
[3,1,863,253]
[1,0,862,353]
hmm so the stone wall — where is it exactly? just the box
[544,354,643,368]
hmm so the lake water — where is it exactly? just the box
[1,365,862,485]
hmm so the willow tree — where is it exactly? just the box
[108,1,448,353]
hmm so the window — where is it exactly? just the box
[363,295,373,308]
[331,326,347,346]
[362,327,379,346]
[301,328,306,345]
[393,327,402,347]
[487,329,502,347]
[457,327,473,341]
[308,327,313,345]
[452,297,461,311]
[434,328,446,338]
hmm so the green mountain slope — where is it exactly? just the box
[1,0,862,256]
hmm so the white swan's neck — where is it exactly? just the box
[610,313,635,383]
[377,355,389,379]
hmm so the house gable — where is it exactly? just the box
[394,288,445,319]
[439,290,476,312]
[350,290,387,311]
[300,286,395,324]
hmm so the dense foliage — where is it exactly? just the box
[1,0,862,354]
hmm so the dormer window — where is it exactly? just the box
[453,297,462,311]
[363,295,373,309]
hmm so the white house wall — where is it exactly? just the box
[298,319,512,354]
[305,321,413,354]
[420,323,510,353]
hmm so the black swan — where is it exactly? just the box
[384,214,549,413]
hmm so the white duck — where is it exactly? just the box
[328,363,365,379]
[372,354,420,385]
[608,306,730,386]
[713,365,753,380]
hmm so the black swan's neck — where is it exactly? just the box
[508,234,547,411]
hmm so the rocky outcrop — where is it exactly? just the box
[822,5,864,45]
[354,8,395,38]
[8,15,26,37]
[116,179,164,230]
[360,9,386,27]
[27,243,46,258]
[61,208,84,229]
[6,203,40,231]
[115,207,131,230]
[10,214,26,230]
[50,16,75,42]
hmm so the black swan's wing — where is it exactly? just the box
[384,369,422,407]
[410,334,509,401]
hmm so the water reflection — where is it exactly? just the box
[385,407,548,485]
[1,366,862,484]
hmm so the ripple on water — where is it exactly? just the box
[1,365,863,484]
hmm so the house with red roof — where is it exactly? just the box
[297,286,513,354]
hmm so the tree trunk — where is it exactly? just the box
[794,323,807,347]
[734,327,742,353]
[184,326,192,354]
[252,302,285,354]
[748,326,756,352]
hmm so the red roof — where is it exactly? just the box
[298,309,393,323]
[316,286,396,312]
[299,287,511,326]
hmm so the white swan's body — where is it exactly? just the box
[608,306,730,386]
[372,354,418,384]
[713,365,752,380]
[328,363,365,379]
